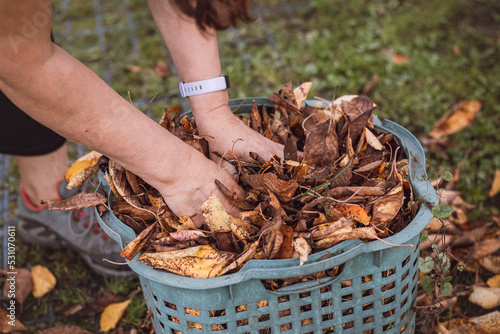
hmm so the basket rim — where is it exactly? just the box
[96,98,438,288]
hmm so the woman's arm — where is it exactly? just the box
[0,0,242,224]
[147,0,283,161]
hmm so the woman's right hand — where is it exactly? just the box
[153,143,245,227]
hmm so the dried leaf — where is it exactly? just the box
[169,230,207,242]
[0,308,26,332]
[99,299,131,332]
[217,241,259,276]
[467,238,500,262]
[276,224,294,259]
[480,255,500,274]
[293,81,312,108]
[241,173,298,202]
[487,275,500,288]
[364,127,384,150]
[315,227,377,248]
[468,286,500,309]
[429,100,482,138]
[469,311,500,334]
[293,237,311,265]
[215,179,254,210]
[250,100,263,132]
[201,195,232,232]
[309,217,354,239]
[2,268,31,305]
[334,204,371,226]
[120,222,158,260]
[31,265,56,298]
[489,169,500,197]
[108,160,144,210]
[138,245,234,278]
[64,151,102,190]
[371,183,404,228]
[269,81,302,114]
[392,54,409,64]
[42,192,107,211]
[155,59,171,79]
[303,118,338,168]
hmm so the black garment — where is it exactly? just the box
[0,32,66,156]
[0,91,66,156]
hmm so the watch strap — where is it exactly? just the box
[179,75,230,98]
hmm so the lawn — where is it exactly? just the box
[4,0,500,333]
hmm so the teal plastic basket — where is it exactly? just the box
[96,98,438,334]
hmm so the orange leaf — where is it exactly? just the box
[489,169,500,197]
[392,54,409,64]
[429,100,481,138]
[334,204,371,226]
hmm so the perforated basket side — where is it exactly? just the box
[137,232,420,334]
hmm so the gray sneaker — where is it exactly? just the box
[17,181,133,277]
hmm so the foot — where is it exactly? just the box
[17,181,132,277]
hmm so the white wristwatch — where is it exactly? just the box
[179,75,230,98]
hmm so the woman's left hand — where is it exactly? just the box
[193,104,284,163]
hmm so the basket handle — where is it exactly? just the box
[239,238,369,281]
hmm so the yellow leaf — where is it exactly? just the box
[487,275,500,288]
[489,169,500,197]
[201,195,231,232]
[429,100,481,139]
[139,245,234,278]
[31,265,56,298]
[99,299,131,332]
[64,151,102,190]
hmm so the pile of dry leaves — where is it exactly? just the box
[47,82,419,279]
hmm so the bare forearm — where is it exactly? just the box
[147,0,228,113]
[0,44,186,188]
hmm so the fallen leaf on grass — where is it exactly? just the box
[0,308,26,332]
[100,299,131,332]
[2,268,31,305]
[64,150,102,190]
[489,169,500,197]
[155,59,171,79]
[428,100,481,139]
[31,265,56,298]
[480,255,500,274]
[469,285,500,309]
[469,310,500,333]
[392,54,409,64]
[36,325,91,334]
[438,311,500,334]
[487,275,500,288]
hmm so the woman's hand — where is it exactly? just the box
[153,142,245,227]
[192,104,284,162]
